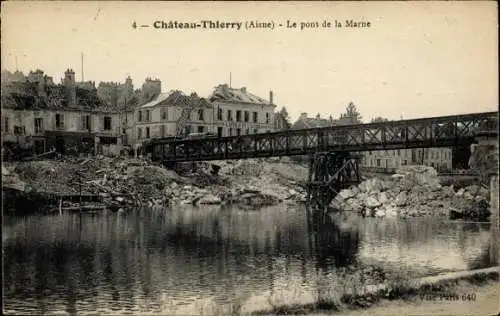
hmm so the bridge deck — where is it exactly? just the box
[150,111,498,163]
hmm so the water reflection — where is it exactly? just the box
[3,206,495,315]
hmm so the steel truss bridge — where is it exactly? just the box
[149,111,498,209]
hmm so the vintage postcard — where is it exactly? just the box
[1,1,498,315]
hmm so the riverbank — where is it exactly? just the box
[331,165,491,220]
[251,267,499,316]
[2,156,309,213]
[2,155,493,220]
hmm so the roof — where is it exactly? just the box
[140,90,212,109]
[1,81,111,111]
[209,84,271,105]
[291,116,354,129]
[140,92,172,108]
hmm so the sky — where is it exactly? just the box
[1,1,498,122]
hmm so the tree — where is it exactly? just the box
[278,106,292,129]
[340,102,362,123]
[370,117,389,123]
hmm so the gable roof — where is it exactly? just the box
[209,84,271,105]
[140,90,212,109]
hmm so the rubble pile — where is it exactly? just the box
[14,160,78,194]
[331,165,491,220]
[8,156,310,212]
[12,156,180,209]
[165,159,308,209]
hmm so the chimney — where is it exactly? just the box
[329,115,333,122]
[240,87,246,93]
[300,112,308,119]
[269,90,274,104]
[316,113,321,119]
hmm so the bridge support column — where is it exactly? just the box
[471,117,499,265]
[306,152,361,211]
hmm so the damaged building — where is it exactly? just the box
[135,90,212,144]
[1,69,133,157]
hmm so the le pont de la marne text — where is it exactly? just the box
[153,20,243,30]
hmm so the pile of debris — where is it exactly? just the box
[12,156,179,209]
[7,155,310,212]
[331,165,491,220]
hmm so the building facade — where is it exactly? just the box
[1,69,128,155]
[209,84,276,137]
[360,148,452,172]
[3,70,283,154]
[133,90,213,145]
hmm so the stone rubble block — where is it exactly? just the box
[331,165,491,220]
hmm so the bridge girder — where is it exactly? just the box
[149,111,498,163]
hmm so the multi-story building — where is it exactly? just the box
[3,70,282,155]
[1,69,129,155]
[360,148,452,172]
[131,84,279,146]
[134,90,212,145]
[208,84,276,137]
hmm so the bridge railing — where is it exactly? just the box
[151,111,498,162]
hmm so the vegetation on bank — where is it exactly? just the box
[251,269,499,315]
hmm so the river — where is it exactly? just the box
[3,205,497,315]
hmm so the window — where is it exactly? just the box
[254,129,258,134]
[244,111,249,122]
[403,160,407,165]
[217,108,223,120]
[161,108,167,120]
[217,126,223,137]
[55,114,64,129]
[81,115,91,131]
[137,127,142,139]
[160,125,166,137]
[34,118,43,133]
[236,128,241,136]
[146,127,150,138]
[398,149,401,156]
[14,126,25,135]
[246,128,249,135]
[146,110,151,122]
[253,112,258,123]
[227,110,233,121]
[236,110,242,122]
[376,159,381,167]
[197,126,204,133]
[229,128,233,136]
[138,111,142,122]
[3,117,9,133]
[185,125,191,134]
[198,109,204,121]
[266,113,270,124]
[104,116,112,131]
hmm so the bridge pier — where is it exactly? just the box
[470,117,499,265]
[306,152,361,211]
